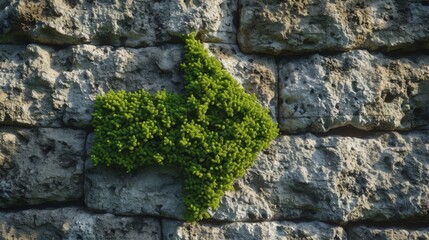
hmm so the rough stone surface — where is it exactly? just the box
[212,131,429,223]
[0,43,275,128]
[84,130,429,224]
[84,165,186,219]
[349,225,429,240]
[0,0,237,46]
[0,43,183,127]
[0,207,160,240]
[84,133,186,219]
[238,0,429,55]
[0,128,86,207]
[1,0,428,236]
[162,220,346,240]
[279,51,429,133]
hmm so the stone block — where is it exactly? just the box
[84,164,186,219]
[0,207,160,240]
[0,43,273,128]
[0,44,184,127]
[0,128,86,207]
[349,225,429,240]
[85,131,429,223]
[0,0,237,46]
[238,0,429,55]
[212,131,429,223]
[279,51,429,133]
[84,133,186,219]
[162,220,346,240]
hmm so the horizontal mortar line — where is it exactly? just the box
[169,216,429,229]
[0,123,92,131]
[280,127,429,136]
[2,204,428,230]
[6,4,235,14]
[280,114,421,118]
[87,210,184,221]
[0,199,86,214]
[0,39,238,50]
[276,45,429,59]
[1,123,426,138]
[0,47,426,69]
[343,219,429,231]
[1,40,428,57]
[198,217,342,226]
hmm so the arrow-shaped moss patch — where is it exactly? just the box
[91,33,278,222]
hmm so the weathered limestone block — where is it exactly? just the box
[238,0,429,55]
[162,220,346,240]
[85,131,429,223]
[0,44,183,127]
[212,131,429,223]
[0,207,160,240]
[279,50,429,133]
[85,168,185,220]
[84,165,186,219]
[206,43,278,119]
[84,133,186,219]
[0,43,274,128]
[349,225,429,240]
[0,0,237,46]
[0,128,85,207]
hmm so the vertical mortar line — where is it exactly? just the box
[82,129,89,208]
[159,217,164,240]
[275,55,281,127]
[234,0,240,46]
[344,222,351,240]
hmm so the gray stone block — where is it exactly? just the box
[84,164,186,219]
[162,220,346,240]
[279,51,429,133]
[213,131,429,223]
[0,0,237,46]
[85,131,429,224]
[0,43,274,128]
[0,128,86,207]
[238,0,429,55]
[84,133,186,219]
[349,225,429,240]
[0,44,184,127]
[0,207,160,240]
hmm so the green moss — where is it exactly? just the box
[91,32,278,222]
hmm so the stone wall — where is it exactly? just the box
[1,0,428,239]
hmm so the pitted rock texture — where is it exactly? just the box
[163,220,346,240]
[279,50,429,133]
[0,0,237,46]
[0,207,160,240]
[84,130,429,224]
[0,43,183,127]
[86,166,186,219]
[85,164,185,219]
[238,0,429,55]
[212,131,429,223]
[85,138,186,219]
[0,43,276,128]
[0,128,85,207]
[349,225,429,240]
[0,0,428,236]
